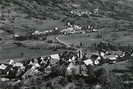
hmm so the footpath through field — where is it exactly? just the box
[56,35,78,49]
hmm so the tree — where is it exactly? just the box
[80,42,83,47]
[95,32,102,39]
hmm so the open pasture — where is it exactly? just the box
[58,33,102,48]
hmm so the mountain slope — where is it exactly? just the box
[0,0,133,41]
[1,0,133,21]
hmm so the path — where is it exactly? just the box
[56,35,72,48]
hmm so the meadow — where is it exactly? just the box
[58,30,133,49]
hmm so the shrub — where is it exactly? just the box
[47,40,53,43]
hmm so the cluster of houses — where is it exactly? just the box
[70,8,100,17]
[31,30,53,36]
[13,27,61,41]
[61,22,97,34]
[70,9,92,17]
[13,30,53,41]
[13,32,47,41]
[31,27,60,36]
[30,22,97,36]
[13,22,98,41]
[61,23,83,34]
[0,47,131,82]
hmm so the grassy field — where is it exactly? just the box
[0,30,67,62]
[58,33,102,48]
[13,19,65,31]
[57,29,133,49]
[0,46,71,62]
[101,31,133,46]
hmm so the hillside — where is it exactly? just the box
[0,0,132,59]
[0,0,132,51]
[0,0,133,89]
[0,0,133,28]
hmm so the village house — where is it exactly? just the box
[14,31,47,41]
[13,33,28,41]
[61,27,74,34]
[70,9,92,17]
[93,8,99,15]
[0,43,132,82]
[61,23,83,34]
